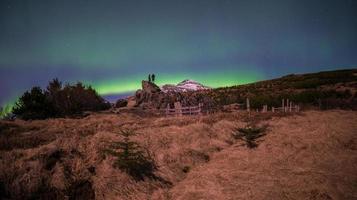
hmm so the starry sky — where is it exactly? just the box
[1,0,357,109]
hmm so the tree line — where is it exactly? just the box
[12,78,110,120]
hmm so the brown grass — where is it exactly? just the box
[0,110,356,199]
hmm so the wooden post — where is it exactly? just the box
[166,104,170,116]
[272,107,275,112]
[174,102,182,116]
[198,103,202,115]
[289,102,292,112]
[282,99,285,112]
[246,98,250,112]
[262,105,267,113]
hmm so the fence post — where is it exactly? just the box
[198,103,202,115]
[166,104,170,116]
[246,98,250,112]
[272,107,275,112]
[289,102,292,112]
[282,99,284,112]
[174,102,182,116]
[262,105,267,113]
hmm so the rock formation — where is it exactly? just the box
[132,80,215,110]
[141,80,161,93]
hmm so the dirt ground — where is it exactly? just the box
[0,110,356,200]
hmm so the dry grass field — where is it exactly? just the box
[0,109,356,199]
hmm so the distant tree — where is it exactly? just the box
[46,78,62,93]
[151,74,155,82]
[45,78,63,114]
[148,74,151,82]
[12,87,55,120]
[58,82,110,115]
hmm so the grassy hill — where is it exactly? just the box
[208,69,357,110]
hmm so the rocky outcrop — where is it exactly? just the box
[126,96,136,108]
[132,80,215,110]
[142,80,161,93]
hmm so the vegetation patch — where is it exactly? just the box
[29,179,64,200]
[67,180,95,200]
[42,149,65,170]
[185,149,210,163]
[0,122,19,134]
[182,166,190,173]
[0,125,55,151]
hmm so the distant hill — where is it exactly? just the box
[208,69,357,110]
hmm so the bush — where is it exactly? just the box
[105,130,156,180]
[182,166,190,173]
[13,78,110,120]
[115,99,128,108]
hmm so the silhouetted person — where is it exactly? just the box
[148,74,151,82]
[151,74,155,82]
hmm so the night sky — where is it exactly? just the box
[1,0,357,109]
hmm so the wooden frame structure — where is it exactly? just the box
[165,102,203,116]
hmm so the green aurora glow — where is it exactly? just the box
[92,70,263,95]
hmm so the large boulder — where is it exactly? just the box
[142,81,161,93]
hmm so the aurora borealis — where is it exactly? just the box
[1,0,357,110]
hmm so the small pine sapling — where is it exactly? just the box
[105,130,156,180]
[232,124,267,148]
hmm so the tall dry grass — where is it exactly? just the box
[0,110,356,199]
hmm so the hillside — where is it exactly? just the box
[208,69,357,109]
[0,110,356,199]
